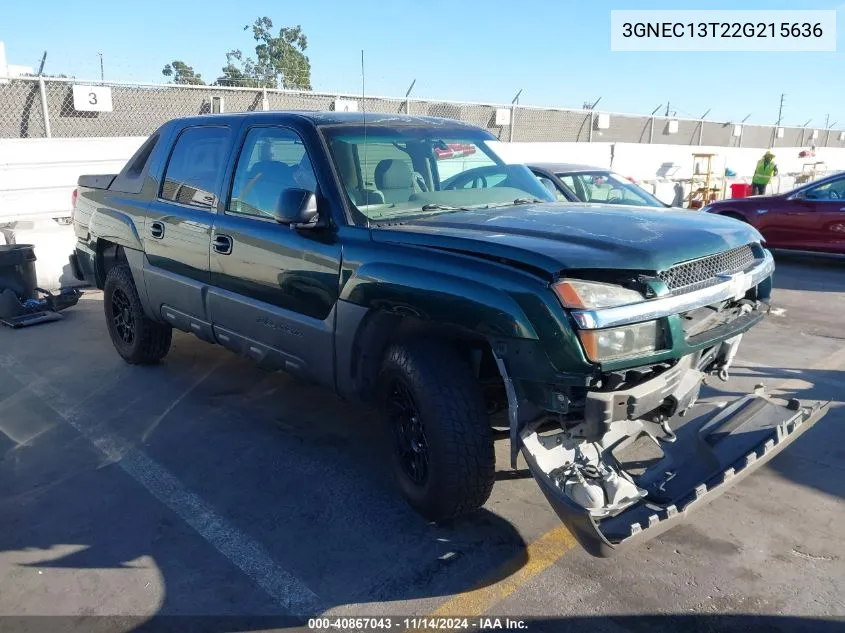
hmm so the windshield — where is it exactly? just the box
[556,171,666,208]
[322,125,554,222]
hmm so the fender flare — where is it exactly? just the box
[88,205,144,252]
[340,262,540,340]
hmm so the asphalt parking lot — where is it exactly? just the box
[0,253,843,633]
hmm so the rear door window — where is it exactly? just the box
[111,134,159,194]
[160,126,231,210]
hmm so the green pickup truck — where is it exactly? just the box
[70,112,827,556]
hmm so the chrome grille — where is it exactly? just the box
[659,245,756,294]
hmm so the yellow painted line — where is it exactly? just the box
[409,525,577,629]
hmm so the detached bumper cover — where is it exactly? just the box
[524,395,829,557]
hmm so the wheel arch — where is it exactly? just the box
[340,307,504,406]
[717,209,750,224]
[95,240,156,319]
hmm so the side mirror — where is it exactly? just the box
[274,188,319,227]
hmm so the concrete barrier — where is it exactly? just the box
[0,136,146,223]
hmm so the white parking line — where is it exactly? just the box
[0,355,324,616]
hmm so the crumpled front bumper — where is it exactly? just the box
[522,394,829,557]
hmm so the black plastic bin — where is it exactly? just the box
[0,244,38,301]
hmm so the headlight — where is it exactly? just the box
[553,279,644,309]
[578,320,665,363]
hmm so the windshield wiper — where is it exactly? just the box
[481,198,546,209]
[420,203,461,211]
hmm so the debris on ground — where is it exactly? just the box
[0,244,81,328]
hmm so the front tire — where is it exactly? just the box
[103,264,172,364]
[378,340,495,522]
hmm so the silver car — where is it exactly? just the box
[528,162,670,209]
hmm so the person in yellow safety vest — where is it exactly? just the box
[751,151,778,195]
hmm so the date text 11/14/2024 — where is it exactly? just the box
[307,617,529,630]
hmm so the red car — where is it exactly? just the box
[703,171,845,254]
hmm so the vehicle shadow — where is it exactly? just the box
[1,300,842,629]
[700,363,845,501]
[0,323,532,626]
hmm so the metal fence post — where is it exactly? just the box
[698,120,704,146]
[261,88,269,111]
[509,105,516,142]
[649,116,655,143]
[405,97,410,114]
[38,76,51,138]
[588,111,594,142]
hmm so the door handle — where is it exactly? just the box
[149,221,165,239]
[212,233,233,255]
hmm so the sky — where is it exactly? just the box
[2,0,844,127]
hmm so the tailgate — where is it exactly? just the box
[522,394,829,557]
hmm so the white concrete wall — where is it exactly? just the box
[3,134,845,289]
[0,136,146,223]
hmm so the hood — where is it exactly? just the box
[371,203,763,273]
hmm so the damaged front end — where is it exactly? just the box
[519,347,828,556]
[505,246,830,556]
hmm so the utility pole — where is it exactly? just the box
[36,51,51,138]
[99,53,104,81]
[665,101,670,117]
[776,93,785,126]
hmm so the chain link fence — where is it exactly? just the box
[2,75,844,149]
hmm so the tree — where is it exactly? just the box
[161,61,205,85]
[216,17,312,90]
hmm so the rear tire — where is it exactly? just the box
[103,264,172,364]
[378,340,495,522]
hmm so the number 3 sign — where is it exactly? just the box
[72,85,114,112]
